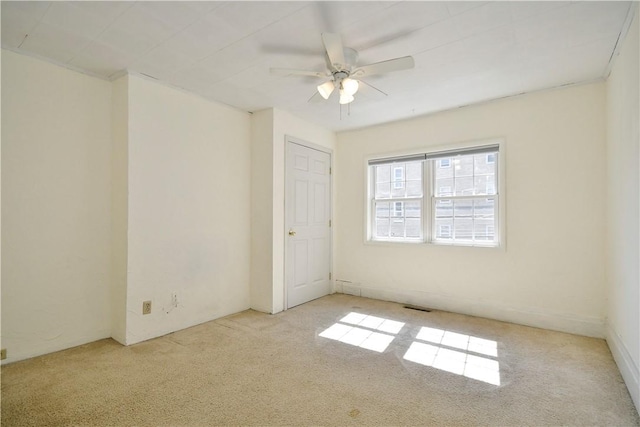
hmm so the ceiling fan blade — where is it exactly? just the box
[351,56,415,78]
[321,33,346,69]
[270,68,327,78]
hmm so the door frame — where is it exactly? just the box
[283,135,333,310]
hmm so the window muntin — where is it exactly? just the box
[369,145,500,247]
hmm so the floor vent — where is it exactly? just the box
[403,305,432,313]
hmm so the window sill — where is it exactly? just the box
[365,239,504,250]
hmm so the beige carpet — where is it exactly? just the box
[2,294,638,426]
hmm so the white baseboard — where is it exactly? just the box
[334,284,605,338]
[607,325,640,412]
[1,330,111,365]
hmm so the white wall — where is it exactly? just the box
[110,75,129,345]
[124,75,252,344]
[336,82,607,338]
[250,109,275,313]
[1,50,112,363]
[606,5,639,410]
[250,108,337,314]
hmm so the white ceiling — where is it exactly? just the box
[2,1,634,132]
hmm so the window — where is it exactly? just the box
[394,201,404,218]
[371,158,424,240]
[368,144,500,247]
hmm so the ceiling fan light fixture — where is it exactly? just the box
[339,90,354,105]
[317,81,335,99]
[342,78,359,96]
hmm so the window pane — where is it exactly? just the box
[375,202,390,238]
[474,198,495,219]
[473,198,495,241]
[453,156,473,196]
[376,182,391,198]
[435,220,453,239]
[453,200,473,240]
[390,218,404,238]
[375,165,391,199]
[455,176,474,196]
[376,218,390,237]
[435,159,453,179]
[406,179,422,197]
[453,199,472,219]
[376,202,390,218]
[473,153,496,196]
[435,199,453,220]
[436,152,498,197]
[405,201,421,238]
[406,218,421,238]
[474,153,496,175]
[406,162,421,180]
[435,179,453,196]
[373,161,422,199]
[434,197,496,244]
[373,200,422,240]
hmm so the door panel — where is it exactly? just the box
[314,183,326,224]
[293,240,308,288]
[294,180,308,224]
[286,141,331,308]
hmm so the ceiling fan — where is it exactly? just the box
[270,33,415,105]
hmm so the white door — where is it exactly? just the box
[286,140,332,309]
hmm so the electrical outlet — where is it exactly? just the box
[1,349,6,360]
[171,292,178,308]
[142,300,152,315]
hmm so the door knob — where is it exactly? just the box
[288,229,296,236]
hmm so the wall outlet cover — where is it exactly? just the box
[142,300,152,315]
[1,349,7,360]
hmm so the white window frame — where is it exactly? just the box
[366,140,504,248]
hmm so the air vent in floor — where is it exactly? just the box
[403,305,432,313]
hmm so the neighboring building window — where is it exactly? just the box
[438,224,452,238]
[393,167,404,189]
[368,144,500,247]
[439,186,452,196]
[394,201,404,218]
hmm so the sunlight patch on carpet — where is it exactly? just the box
[319,312,405,353]
[319,312,501,386]
[404,328,501,385]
